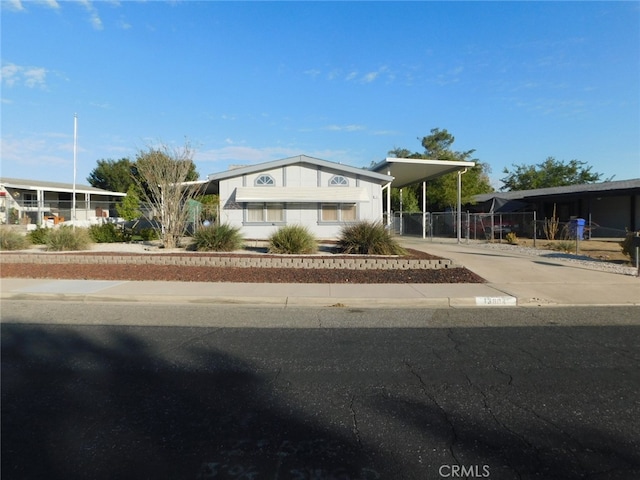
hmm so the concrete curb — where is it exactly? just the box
[1,291,519,308]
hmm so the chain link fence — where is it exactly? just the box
[393,211,630,242]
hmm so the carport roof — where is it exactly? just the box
[369,158,476,188]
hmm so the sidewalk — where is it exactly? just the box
[1,239,639,308]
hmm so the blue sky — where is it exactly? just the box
[2,1,639,189]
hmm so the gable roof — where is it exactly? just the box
[207,155,393,184]
[0,177,126,196]
[474,178,640,203]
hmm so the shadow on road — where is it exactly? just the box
[366,390,640,479]
[1,323,386,480]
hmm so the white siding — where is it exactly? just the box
[218,163,385,240]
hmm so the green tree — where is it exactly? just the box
[194,194,220,223]
[390,188,420,212]
[87,158,135,193]
[500,157,603,191]
[115,186,142,221]
[389,128,493,211]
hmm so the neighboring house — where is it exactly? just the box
[197,155,394,240]
[471,178,640,237]
[0,177,126,227]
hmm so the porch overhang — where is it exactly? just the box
[369,157,476,243]
[369,158,475,188]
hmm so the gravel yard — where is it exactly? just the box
[3,238,635,283]
[0,243,486,284]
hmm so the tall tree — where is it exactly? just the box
[389,128,493,211]
[115,185,142,221]
[87,158,135,193]
[133,141,203,249]
[500,157,603,191]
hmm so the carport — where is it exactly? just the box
[369,158,476,242]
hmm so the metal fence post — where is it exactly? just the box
[636,231,640,278]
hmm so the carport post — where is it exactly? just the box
[385,180,392,229]
[422,181,426,239]
[457,168,468,244]
[533,210,537,248]
[399,188,403,235]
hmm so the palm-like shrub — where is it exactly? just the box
[191,223,244,252]
[268,225,318,254]
[337,221,407,255]
[46,225,92,251]
[0,227,30,250]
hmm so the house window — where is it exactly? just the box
[329,175,349,186]
[247,203,284,223]
[321,203,357,222]
[255,174,275,186]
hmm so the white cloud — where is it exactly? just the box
[195,145,301,165]
[118,17,132,30]
[0,134,71,172]
[1,63,48,89]
[89,101,112,109]
[3,0,59,12]
[0,64,21,87]
[362,71,379,83]
[5,0,25,11]
[78,0,103,30]
[327,69,341,81]
[304,69,321,79]
[325,124,365,132]
[40,0,61,9]
[23,67,47,88]
[193,145,360,175]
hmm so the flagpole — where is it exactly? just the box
[72,113,78,226]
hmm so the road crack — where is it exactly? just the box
[404,359,461,465]
[492,363,514,386]
[462,373,526,479]
[349,395,362,448]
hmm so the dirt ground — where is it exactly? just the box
[512,238,630,263]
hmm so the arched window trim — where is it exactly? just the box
[255,174,275,186]
[329,175,349,186]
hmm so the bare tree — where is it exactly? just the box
[133,141,203,248]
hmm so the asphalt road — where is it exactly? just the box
[2,302,639,480]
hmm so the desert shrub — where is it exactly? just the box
[620,230,640,262]
[191,223,244,252]
[0,227,30,250]
[139,228,159,241]
[268,225,317,254]
[28,226,50,244]
[543,204,560,240]
[505,232,518,245]
[546,240,574,253]
[337,221,407,255]
[46,225,93,251]
[89,223,124,243]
